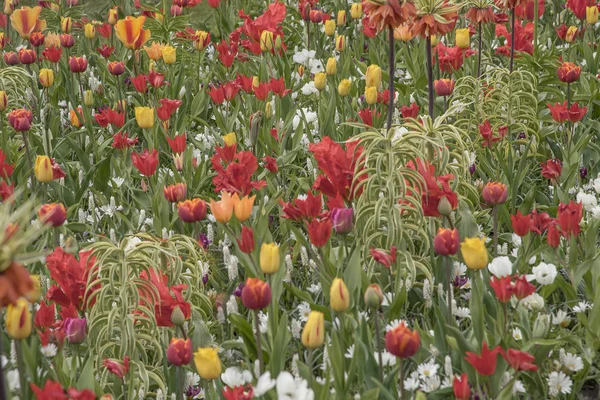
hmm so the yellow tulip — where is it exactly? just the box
[135,107,154,129]
[259,243,280,274]
[115,16,151,50]
[455,28,470,49]
[223,132,237,146]
[162,45,176,64]
[394,25,413,42]
[430,34,439,46]
[338,79,351,97]
[193,30,210,51]
[209,192,234,224]
[326,57,337,75]
[5,298,32,339]
[0,91,7,111]
[337,10,346,26]
[84,90,94,107]
[193,347,221,380]
[84,23,95,39]
[60,16,72,33]
[565,26,578,43]
[587,6,598,24]
[324,20,336,36]
[10,6,42,39]
[460,237,489,270]
[335,35,346,51]
[330,278,350,312]
[301,311,325,348]
[260,30,274,52]
[108,7,119,25]
[34,155,53,183]
[39,68,54,88]
[365,87,378,105]
[314,72,327,91]
[365,64,382,88]
[265,101,273,118]
[26,275,41,303]
[350,3,363,19]
[232,193,256,222]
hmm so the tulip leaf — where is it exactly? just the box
[76,355,96,392]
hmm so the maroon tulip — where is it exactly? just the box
[241,278,272,310]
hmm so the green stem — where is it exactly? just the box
[445,256,452,323]
[254,309,264,375]
[426,36,434,119]
[15,341,28,400]
[373,311,384,382]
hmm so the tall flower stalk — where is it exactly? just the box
[387,26,396,130]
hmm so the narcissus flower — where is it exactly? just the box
[433,228,460,255]
[301,311,325,348]
[241,277,272,310]
[460,237,488,270]
[482,182,508,205]
[385,321,420,358]
[38,203,67,227]
[194,347,221,380]
[330,278,350,312]
[259,242,280,274]
[131,148,159,177]
[465,342,502,376]
[167,338,193,366]
[5,298,32,339]
[115,16,151,50]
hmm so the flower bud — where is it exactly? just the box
[430,34,439,46]
[335,35,346,51]
[437,196,453,216]
[241,278,272,309]
[301,311,325,348]
[84,90,94,107]
[385,322,420,358]
[326,57,337,75]
[61,17,73,33]
[364,284,384,309]
[34,155,53,183]
[351,3,362,19]
[64,317,87,344]
[365,87,377,105]
[565,26,578,43]
[433,228,460,256]
[162,45,177,64]
[481,182,508,205]
[170,306,186,326]
[167,338,193,365]
[365,64,382,88]
[194,347,221,380]
[314,72,327,91]
[337,10,346,26]
[0,91,7,111]
[260,30,274,51]
[330,278,350,312]
[331,207,353,234]
[460,237,488,270]
[338,79,351,97]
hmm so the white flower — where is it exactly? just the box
[512,328,523,341]
[594,174,600,194]
[254,372,276,396]
[576,191,597,212]
[453,262,467,278]
[552,310,570,326]
[300,82,319,96]
[559,350,584,372]
[375,351,397,367]
[185,372,200,387]
[488,256,513,278]
[453,307,470,319]
[297,302,311,322]
[417,361,439,379]
[420,375,441,393]
[404,371,420,391]
[573,301,591,313]
[511,234,522,248]
[522,293,544,310]
[276,372,314,400]
[547,371,572,396]
[386,319,408,331]
[6,369,20,390]
[41,344,58,358]
[124,236,142,254]
[220,367,252,388]
[345,344,355,359]
[528,262,558,285]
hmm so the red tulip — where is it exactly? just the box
[453,373,470,400]
[465,342,502,376]
[29,32,45,47]
[385,322,420,358]
[108,61,125,75]
[557,200,582,237]
[130,74,148,93]
[104,356,130,378]
[69,56,88,73]
[241,278,272,310]
[503,348,538,371]
[253,82,271,101]
[177,199,207,223]
[433,78,455,96]
[547,101,568,123]
[270,77,290,97]
[38,203,67,227]
[0,181,14,201]
[209,86,225,104]
[167,133,186,154]
[42,47,62,63]
[262,156,278,173]
[3,51,19,65]
[18,48,36,64]
[306,218,332,248]
[512,275,536,299]
[147,71,166,88]
[131,148,159,177]
[530,210,553,234]
[370,246,397,268]
[482,182,508,205]
[156,98,182,121]
[567,102,587,123]
[400,102,419,119]
[490,276,514,302]
[97,44,115,58]
[433,228,460,255]
[60,33,75,48]
[164,183,187,203]
[237,226,255,253]
[112,132,138,149]
[167,338,193,366]
[8,109,33,131]
[557,62,581,83]
[511,211,531,236]
[547,222,561,248]
[540,159,561,180]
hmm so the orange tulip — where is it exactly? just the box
[209,192,234,224]
[70,108,84,128]
[231,193,256,222]
[114,16,151,50]
[10,6,42,39]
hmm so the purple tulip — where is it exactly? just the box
[64,318,87,345]
[331,208,354,234]
[580,167,588,179]
[469,164,476,175]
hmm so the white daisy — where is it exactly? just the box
[417,361,439,379]
[559,350,584,372]
[547,371,572,396]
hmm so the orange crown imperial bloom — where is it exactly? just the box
[115,16,151,50]
[412,0,459,38]
[10,6,42,39]
[385,321,420,358]
[363,0,416,31]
